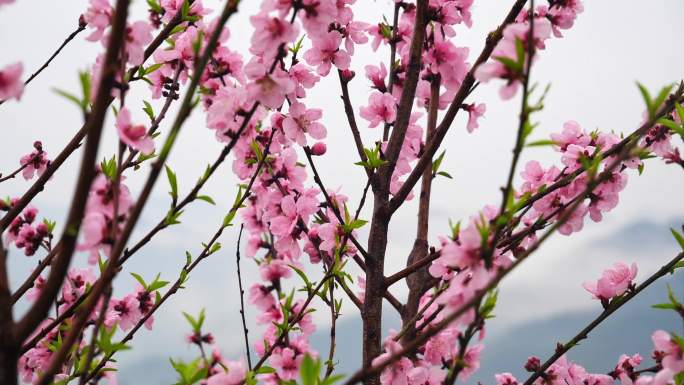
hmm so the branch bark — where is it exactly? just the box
[389,0,530,213]
[14,0,132,345]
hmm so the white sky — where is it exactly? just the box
[1,0,684,382]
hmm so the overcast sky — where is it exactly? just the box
[2,0,684,383]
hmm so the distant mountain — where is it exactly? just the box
[117,217,684,385]
[586,219,684,253]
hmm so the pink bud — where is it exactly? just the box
[311,142,327,156]
[340,69,355,82]
[525,356,541,372]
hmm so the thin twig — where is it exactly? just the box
[236,225,252,370]
[0,19,86,106]
[0,7,190,233]
[522,252,684,385]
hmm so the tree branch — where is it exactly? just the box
[388,0,530,213]
[522,251,684,385]
[0,18,86,106]
[381,0,428,192]
[14,0,133,345]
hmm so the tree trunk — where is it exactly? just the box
[362,195,390,385]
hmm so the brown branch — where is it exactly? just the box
[20,289,89,354]
[383,2,402,142]
[388,0,530,213]
[14,0,132,346]
[522,251,684,385]
[82,219,231,383]
[385,250,440,288]
[35,2,241,383]
[120,65,183,171]
[0,18,86,106]
[338,70,371,179]
[343,84,684,384]
[11,242,61,304]
[324,274,338,378]
[80,122,274,383]
[77,286,112,385]
[486,1,536,267]
[401,77,441,345]
[381,0,428,191]
[303,147,371,260]
[251,274,335,373]
[236,225,252,370]
[303,149,403,314]
[0,8,189,233]
[0,244,17,385]
[443,300,483,385]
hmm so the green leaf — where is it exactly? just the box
[164,209,184,226]
[165,165,179,201]
[514,37,526,66]
[53,88,82,109]
[672,333,684,353]
[671,228,684,250]
[143,100,155,121]
[250,140,264,162]
[479,288,499,319]
[182,310,206,333]
[209,242,222,255]
[147,0,163,13]
[321,374,346,385]
[347,219,367,231]
[289,265,312,290]
[100,156,118,180]
[196,195,216,205]
[526,139,556,147]
[667,284,682,308]
[379,23,392,39]
[658,118,684,137]
[675,103,684,126]
[181,0,190,20]
[223,211,236,227]
[255,366,276,374]
[637,82,654,118]
[432,150,446,175]
[300,355,320,385]
[182,312,197,330]
[148,279,170,292]
[653,84,674,115]
[494,55,522,74]
[674,371,684,385]
[130,272,148,291]
[289,35,306,55]
[192,29,204,57]
[143,63,164,76]
[78,70,91,107]
[42,219,57,234]
[436,171,453,179]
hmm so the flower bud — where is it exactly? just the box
[340,69,355,82]
[524,356,541,372]
[311,142,327,156]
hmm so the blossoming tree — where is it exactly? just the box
[0,0,683,385]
